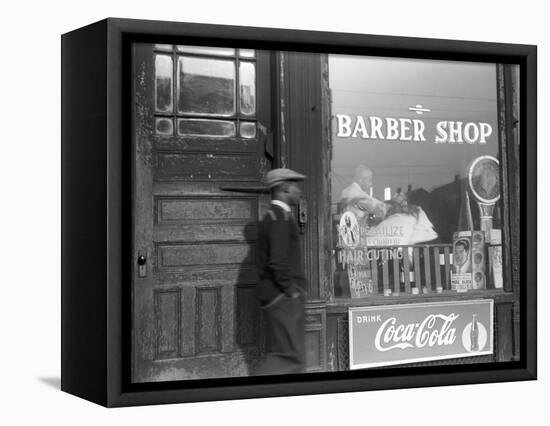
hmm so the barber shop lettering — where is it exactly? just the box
[336,114,492,144]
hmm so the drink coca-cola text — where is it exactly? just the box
[374,314,459,352]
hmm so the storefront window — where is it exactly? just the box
[329,56,503,298]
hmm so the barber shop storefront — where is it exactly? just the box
[323,55,519,371]
[132,43,520,382]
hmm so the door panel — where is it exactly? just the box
[132,43,271,382]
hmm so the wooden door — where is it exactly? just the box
[132,43,272,382]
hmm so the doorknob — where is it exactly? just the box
[137,254,147,278]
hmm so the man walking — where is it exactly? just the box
[255,168,307,375]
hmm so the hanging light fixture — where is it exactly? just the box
[408,104,431,114]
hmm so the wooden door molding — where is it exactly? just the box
[284,51,330,372]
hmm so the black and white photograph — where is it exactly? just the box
[130,41,521,383]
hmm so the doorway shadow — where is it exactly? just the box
[234,221,263,377]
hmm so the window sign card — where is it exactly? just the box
[349,300,493,369]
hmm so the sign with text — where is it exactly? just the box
[349,300,493,369]
[336,114,493,145]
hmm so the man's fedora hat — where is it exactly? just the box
[264,168,306,188]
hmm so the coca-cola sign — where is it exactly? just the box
[349,300,493,369]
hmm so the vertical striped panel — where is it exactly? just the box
[444,246,451,289]
[370,257,378,294]
[434,247,442,289]
[382,256,389,294]
[423,247,431,293]
[403,247,411,294]
[413,247,422,290]
[392,255,400,294]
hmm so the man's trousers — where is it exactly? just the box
[254,294,306,375]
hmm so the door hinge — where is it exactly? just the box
[259,122,274,161]
[298,198,308,234]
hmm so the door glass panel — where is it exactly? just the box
[177,57,236,116]
[155,55,173,113]
[177,46,235,56]
[239,62,256,116]
[239,49,255,58]
[177,118,236,137]
[239,122,256,138]
[154,44,173,51]
[155,118,174,135]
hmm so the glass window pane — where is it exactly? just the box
[177,119,236,137]
[177,57,235,116]
[239,49,255,58]
[155,118,174,135]
[239,62,256,116]
[240,122,256,138]
[328,55,501,298]
[177,45,235,56]
[155,55,173,113]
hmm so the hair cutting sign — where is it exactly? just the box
[348,300,493,369]
[336,114,492,144]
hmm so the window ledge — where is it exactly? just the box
[326,289,516,313]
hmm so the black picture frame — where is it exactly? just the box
[61,17,537,407]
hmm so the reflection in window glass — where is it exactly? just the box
[239,49,255,58]
[240,122,256,138]
[329,55,501,298]
[177,57,235,116]
[177,118,236,137]
[239,62,256,116]
[154,44,173,51]
[176,46,235,56]
[155,55,173,113]
[155,118,174,135]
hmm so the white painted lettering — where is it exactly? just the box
[479,122,492,143]
[336,114,352,137]
[413,119,426,141]
[386,118,399,140]
[463,122,479,144]
[370,116,385,139]
[352,116,369,138]
[399,118,412,141]
[435,121,448,143]
[448,121,464,143]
